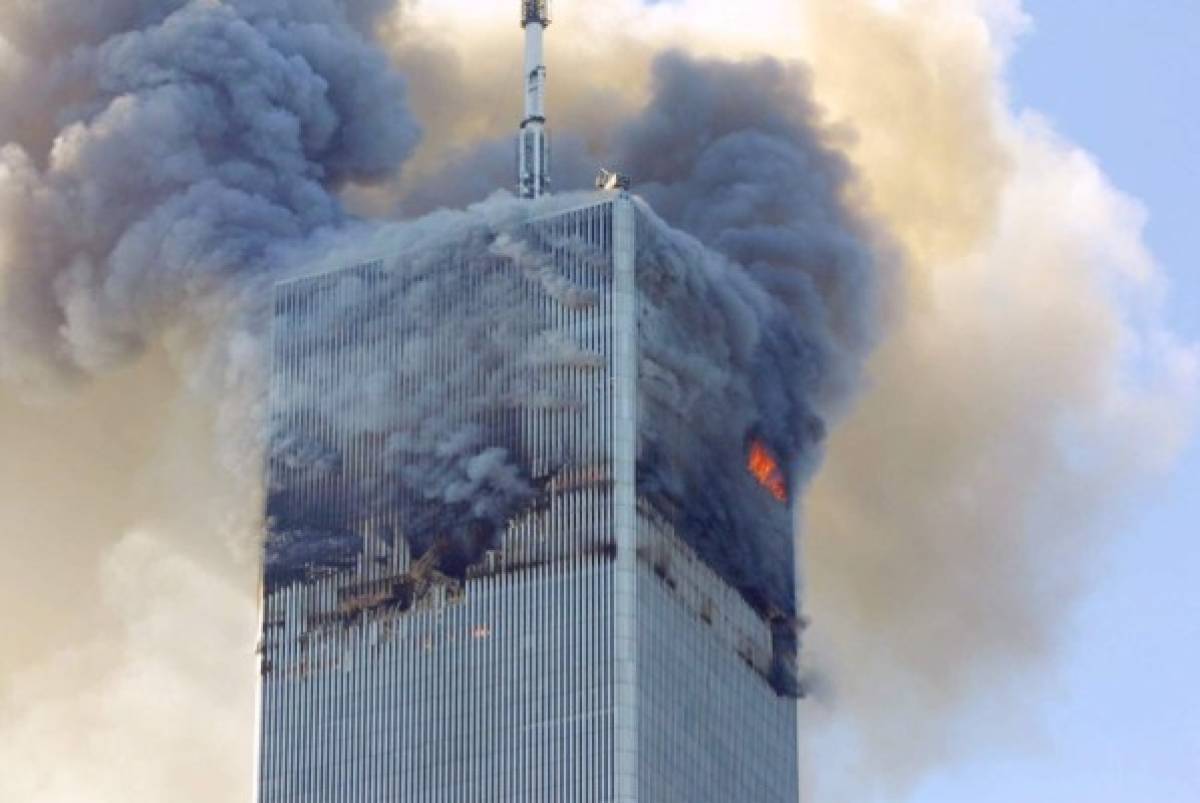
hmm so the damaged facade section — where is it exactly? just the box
[266,196,810,626]
[259,193,808,802]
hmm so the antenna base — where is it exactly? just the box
[521,0,551,27]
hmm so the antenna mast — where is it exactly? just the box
[518,1,551,199]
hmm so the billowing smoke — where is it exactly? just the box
[614,53,880,397]
[2,1,1195,803]
[791,3,1195,798]
[610,57,883,622]
[0,0,417,391]
[2,0,872,624]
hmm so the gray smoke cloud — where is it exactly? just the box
[0,0,418,390]
[0,0,886,799]
[613,53,881,404]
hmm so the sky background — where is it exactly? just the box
[915,2,1198,800]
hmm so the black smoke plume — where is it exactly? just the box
[613,52,881,409]
[0,2,882,668]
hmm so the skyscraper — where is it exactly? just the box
[256,6,803,802]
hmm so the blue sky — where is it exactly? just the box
[914,2,1199,800]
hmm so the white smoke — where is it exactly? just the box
[0,531,256,802]
[791,2,1198,799]
[0,356,259,803]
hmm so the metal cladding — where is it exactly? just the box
[517,1,551,198]
[258,196,802,801]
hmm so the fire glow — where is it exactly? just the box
[747,440,788,503]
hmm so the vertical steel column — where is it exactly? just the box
[611,193,639,801]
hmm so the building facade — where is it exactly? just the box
[257,194,801,802]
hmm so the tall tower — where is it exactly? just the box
[517,0,551,198]
[257,196,802,802]
[255,9,804,803]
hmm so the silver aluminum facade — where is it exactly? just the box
[257,195,799,802]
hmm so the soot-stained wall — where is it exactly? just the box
[264,196,814,628]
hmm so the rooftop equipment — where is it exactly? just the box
[517,1,551,198]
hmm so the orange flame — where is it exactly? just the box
[747,440,788,503]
